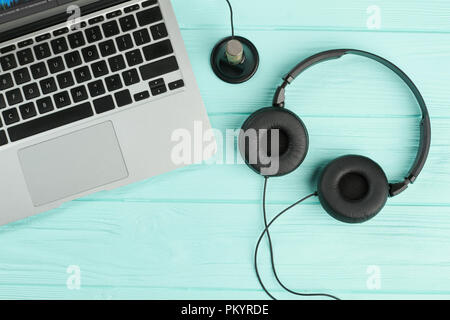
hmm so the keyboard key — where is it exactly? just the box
[122,68,140,86]
[99,39,117,57]
[74,66,92,83]
[0,94,6,109]
[105,74,123,92]
[36,97,54,114]
[82,45,100,63]
[18,39,34,48]
[19,102,37,120]
[102,20,120,37]
[54,91,71,108]
[93,95,115,114]
[51,37,69,54]
[3,108,20,125]
[40,77,57,95]
[23,83,40,100]
[30,62,48,79]
[85,26,103,43]
[0,74,14,91]
[143,39,173,61]
[74,21,88,29]
[139,56,179,80]
[53,27,69,36]
[133,29,151,46]
[0,54,17,71]
[106,10,122,19]
[71,85,88,103]
[35,33,51,42]
[137,6,163,26]
[108,55,126,72]
[115,89,132,107]
[151,85,167,96]
[151,23,168,40]
[17,48,34,65]
[119,15,137,32]
[48,56,65,73]
[124,4,140,13]
[57,71,75,89]
[68,31,86,49]
[5,89,23,106]
[91,60,109,78]
[142,0,157,8]
[168,79,184,90]
[116,34,133,51]
[88,16,105,25]
[125,49,143,67]
[149,78,165,88]
[0,45,16,54]
[64,51,82,68]
[0,130,7,146]
[33,43,51,60]
[13,68,31,85]
[134,90,150,102]
[88,80,106,97]
[8,102,94,142]
[16,39,31,50]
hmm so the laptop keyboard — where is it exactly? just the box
[0,0,184,147]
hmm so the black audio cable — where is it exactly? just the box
[225,0,235,38]
[254,177,340,300]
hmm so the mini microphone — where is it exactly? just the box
[211,0,259,84]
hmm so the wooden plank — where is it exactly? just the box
[173,0,450,33]
[181,30,450,117]
[0,202,449,299]
[63,115,445,206]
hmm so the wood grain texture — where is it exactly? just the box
[0,0,450,299]
[174,0,450,33]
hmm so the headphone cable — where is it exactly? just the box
[225,0,235,38]
[254,177,340,300]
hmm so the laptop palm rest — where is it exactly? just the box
[18,122,129,207]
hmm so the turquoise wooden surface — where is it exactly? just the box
[1,0,450,299]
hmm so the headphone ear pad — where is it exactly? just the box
[239,107,309,177]
[318,155,389,223]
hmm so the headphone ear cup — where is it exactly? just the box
[239,107,309,177]
[317,155,389,223]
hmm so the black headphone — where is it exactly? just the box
[239,49,431,223]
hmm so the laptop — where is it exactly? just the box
[0,0,213,225]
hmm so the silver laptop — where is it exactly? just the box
[0,0,212,225]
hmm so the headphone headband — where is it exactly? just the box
[272,49,431,197]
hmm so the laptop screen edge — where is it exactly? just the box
[0,0,130,44]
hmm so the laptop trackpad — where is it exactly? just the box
[18,122,129,207]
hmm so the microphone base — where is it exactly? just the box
[211,36,259,84]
